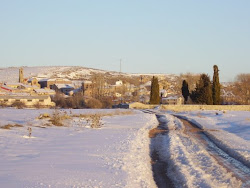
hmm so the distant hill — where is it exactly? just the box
[0,66,205,96]
[0,66,177,83]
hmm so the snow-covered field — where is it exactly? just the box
[1,108,250,188]
[0,109,157,188]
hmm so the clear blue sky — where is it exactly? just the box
[0,0,249,82]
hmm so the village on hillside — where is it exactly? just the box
[0,68,184,108]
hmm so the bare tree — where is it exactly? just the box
[90,73,106,99]
[234,74,250,104]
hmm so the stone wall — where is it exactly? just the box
[161,105,250,111]
[129,102,250,111]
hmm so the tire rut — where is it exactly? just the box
[175,115,250,187]
[149,127,175,188]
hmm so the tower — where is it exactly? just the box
[19,68,24,83]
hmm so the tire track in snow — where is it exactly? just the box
[175,116,250,188]
[151,113,245,188]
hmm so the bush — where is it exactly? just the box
[49,110,71,126]
[51,92,67,107]
[50,110,63,126]
[52,92,86,109]
[11,101,26,109]
[85,98,103,109]
[34,102,41,109]
[87,114,103,128]
[0,102,7,108]
[100,97,113,108]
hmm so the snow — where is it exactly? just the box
[0,109,157,188]
[1,108,250,187]
[174,110,250,167]
[153,113,246,188]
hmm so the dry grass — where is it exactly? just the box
[38,113,51,119]
[72,110,134,129]
[86,114,103,128]
[37,110,134,129]
[0,102,7,108]
[246,118,250,122]
[1,124,23,129]
[49,110,71,126]
[73,109,134,118]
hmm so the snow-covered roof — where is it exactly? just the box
[34,89,55,94]
[162,95,182,100]
[6,83,23,86]
[38,78,49,82]
[28,78,38,82]
[21,84,36,88]
[1,85,14,91]
[55,84,74,89]
[39,78,71,82]
[0,95,50,100]
[143,81,151,86]
[82,80,92,84]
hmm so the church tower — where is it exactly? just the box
[19,68,24,83]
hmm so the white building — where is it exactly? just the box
[115,80,123,86]
[0,95,55,107]
[161,95,184,105]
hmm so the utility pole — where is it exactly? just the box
[119,59,122,73]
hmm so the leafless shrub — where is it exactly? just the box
[49,110,71,126]
[86,114,103,128]
[85,98,103,109]
[0,101,7,108]
[27,127,32,137]
[34,102,41,109]
[100,97,113,108]
[52,92,86,109]
[72,110,134,128]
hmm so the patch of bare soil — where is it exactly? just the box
[149,128,167,138]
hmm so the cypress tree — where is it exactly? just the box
[212,65,221,105]
[181,80,189,104]
[150,76,160,104]
[190,74,213,104]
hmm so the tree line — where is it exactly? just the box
[182,65,221,105]
[150,65,221,105]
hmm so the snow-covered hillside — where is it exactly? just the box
[0,66,117,83]
[0,66,178,83]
